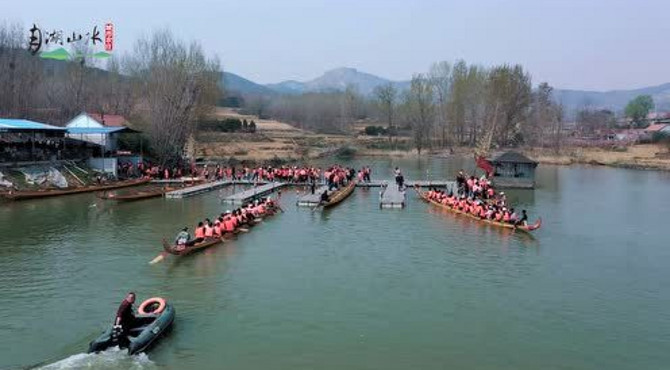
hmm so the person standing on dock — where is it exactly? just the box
[395,168,404,191]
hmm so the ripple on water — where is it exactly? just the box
[38,347,156,370]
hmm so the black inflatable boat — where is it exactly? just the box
[88,299,175,355]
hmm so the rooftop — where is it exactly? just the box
[0,119,65,132]
[645,123,669,132]
[491,151,537,165]
[86,113,128,127]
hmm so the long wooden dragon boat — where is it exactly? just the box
[415,187,541,233]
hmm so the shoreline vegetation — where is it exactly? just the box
[197,108,670,172]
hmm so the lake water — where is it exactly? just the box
[1,158,669,370]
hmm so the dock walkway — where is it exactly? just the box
[222,182,286,204]
[379,182,406,208]
[165,180,232,199]
[296,186,330,207]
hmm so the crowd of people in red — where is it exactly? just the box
[425,170,529,226]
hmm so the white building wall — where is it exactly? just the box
[66,113,109,148]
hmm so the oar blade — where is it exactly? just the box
[149,252,167,265]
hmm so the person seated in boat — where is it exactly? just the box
[257,201,266,215]
[204,219,214,238]
[213,219,222,237]
[509,208,518,224]
[113,292,137,347]
[320,189,330,205]
[515,210,528,226]
[194,222,205,243]
[174,227,190,248]
[503,209,511,223]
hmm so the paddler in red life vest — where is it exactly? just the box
[204,219,214,238]
[213,218,222,237]
[194,222,205,243]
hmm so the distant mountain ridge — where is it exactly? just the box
[222,68,670,113]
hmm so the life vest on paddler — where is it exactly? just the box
[503,212,510,222]
[213,222,222,237]
[204,224,213,237]
[223,217,235,232]
[195,226,205,239]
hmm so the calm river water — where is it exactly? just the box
[1,158,669,370]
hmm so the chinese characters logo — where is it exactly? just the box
[28,23,114,60]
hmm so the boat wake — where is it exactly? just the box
[38,347,156,369]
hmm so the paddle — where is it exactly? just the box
[238,228,249,233]
[149,251,167,265]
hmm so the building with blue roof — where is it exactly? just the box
[0,119,66,133]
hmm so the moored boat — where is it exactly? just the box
[323,180,356,208]
[1,178,150,201]
[415,187,541,233]
[88,297,175,355]
[98,186,174,202]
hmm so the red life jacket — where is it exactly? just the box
[195,227,205,239]
[204,225,213,237]
[224,218,235,232]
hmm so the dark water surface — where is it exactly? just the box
[1,158,669,369]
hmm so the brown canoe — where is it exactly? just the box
[1,178,151,201]
[98,186,174,201]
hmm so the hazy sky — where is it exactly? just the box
[4,0,669,90]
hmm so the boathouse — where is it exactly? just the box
[490,151,538,189]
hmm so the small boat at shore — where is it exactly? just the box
[98,186,175,202]
[415,187,542,233]
[1,178,150,201]
[323,180,356,208]
[88,297,175,355]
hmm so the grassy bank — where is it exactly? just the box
[525,145,670,171]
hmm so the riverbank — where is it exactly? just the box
[198,109,670,172]
[526,144,670,171]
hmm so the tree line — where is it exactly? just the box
[242,60,564,153]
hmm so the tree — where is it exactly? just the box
[486,64,532,146]
[373,83,397,144]
[403,74,434,155]
[429,61,452,147]
[577,108,615,134]
[125,29,220,166]
[625,95,654,127]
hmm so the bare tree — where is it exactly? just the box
[429,61,451,148]
[373,82,397,144]
[125,29,220,166]
[403,74,434,155]
[0,22,43,118]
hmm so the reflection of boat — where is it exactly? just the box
[88,298,175,355]
[415,188,542,233]
[323,180,356,208]
[98,186,174,201]
[1,178,150,201]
